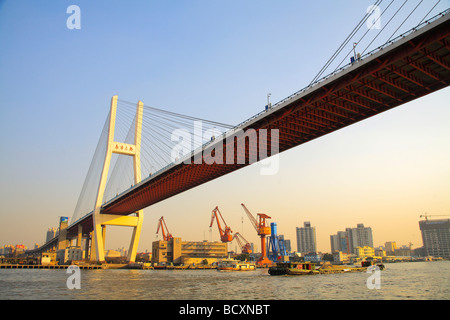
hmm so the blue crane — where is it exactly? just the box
[267,222,287,262]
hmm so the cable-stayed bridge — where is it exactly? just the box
[28,9,450,262]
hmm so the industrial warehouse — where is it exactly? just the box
[151,238,227,266]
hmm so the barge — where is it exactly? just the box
[268,261,384,276]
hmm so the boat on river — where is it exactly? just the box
[217,259,256,271]
[268,261,318,275]
[268,261,384,276]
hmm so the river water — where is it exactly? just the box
[1,261,448,301]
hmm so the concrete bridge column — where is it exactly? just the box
[92,96,144,263]
[85,232,91,260]
[90,231,97,261]
[76,225,82,247]
[127,210,143,262]
[102,225,106,252]
[57,217,69,251]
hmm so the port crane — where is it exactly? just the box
[233,232,252,254]
[156,216,173,241]
[420,213,450,221]
[267,222,287,262]
[209,206,233,243]
[241,203,272,265]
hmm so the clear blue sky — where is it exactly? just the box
[1,1,449,253]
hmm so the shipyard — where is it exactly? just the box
[2,206,447,273]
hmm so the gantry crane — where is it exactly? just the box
[267,222,287,262]
[241,203,272,265]
[233,232,252,254]
[156,216,173,241]
[209,206,233,243]
[420,213,450,221]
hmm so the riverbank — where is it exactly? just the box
[1,259,445,271]
[0,263,103,269]
[0,263,218,270]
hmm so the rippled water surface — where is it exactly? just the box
[0,261,449,300]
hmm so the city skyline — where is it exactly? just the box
[2,215,444,256]
[1,1,449,254]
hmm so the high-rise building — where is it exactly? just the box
[46,227,57,243]
[330,224,373,254]
[419,219,450,259]
[278,235,291,253]
[330,231,349,253]
[385,241,397,255]
[346,224,373,254]
[330,234,339,253]
[296,221,317,254]
[284,239,292,253]
[0,245,14,255]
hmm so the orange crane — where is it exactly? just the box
[233,232,252,254]
[209,206,233,243]
[156,216,173,241]
[241,203,272,265]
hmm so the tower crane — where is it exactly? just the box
[241,203,272,265]
[156,216,173,241]
[209,206,233,243]
[420,213,450,221]
[233,232,252,254]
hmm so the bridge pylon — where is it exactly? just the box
[91,95,144,263]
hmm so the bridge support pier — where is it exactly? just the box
[85,232,91,260]
[91,96,144,263]
[127,211,143,262]
[57,217,69,251]
[76,225,82,247]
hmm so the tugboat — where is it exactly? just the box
[217,258,256,271]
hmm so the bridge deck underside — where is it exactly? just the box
[100,19,449,217]
[64,18,449,237]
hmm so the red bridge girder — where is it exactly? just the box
[98,15,449,218]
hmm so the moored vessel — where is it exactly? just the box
[268,261,318,275]
[268,261,385,275]
[217,259,256,271]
